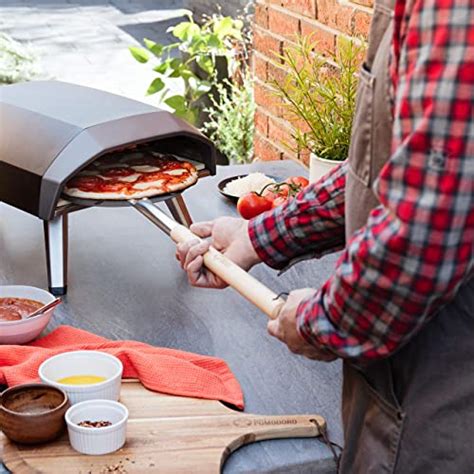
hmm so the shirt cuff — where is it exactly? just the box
[296,282,343,347]
[296,289,339,358]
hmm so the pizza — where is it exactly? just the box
[63,151,198,200]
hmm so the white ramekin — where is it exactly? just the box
[38,350,123,404]
[0,285,57,344]
[65,399,128,455]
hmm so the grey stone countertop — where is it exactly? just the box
[0,160,343,473]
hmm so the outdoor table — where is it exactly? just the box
[0,161,343,473]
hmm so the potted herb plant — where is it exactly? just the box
[271,35,364,181]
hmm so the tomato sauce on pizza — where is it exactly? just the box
[63,151,198,200]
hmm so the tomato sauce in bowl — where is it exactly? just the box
[0,297,43,322]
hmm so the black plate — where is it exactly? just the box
[217,175,246,203]
[218,174,279,204]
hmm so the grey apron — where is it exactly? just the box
[340,0,474,472]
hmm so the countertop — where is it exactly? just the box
[0,160,343,473]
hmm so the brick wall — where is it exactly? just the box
[252,0,373,164]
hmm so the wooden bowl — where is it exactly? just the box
[0,383,70,444]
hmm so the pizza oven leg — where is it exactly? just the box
[43,214,68,296]
[165,195,193,227]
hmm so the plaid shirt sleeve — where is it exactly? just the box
[252,0,474,361]
[248,160,347,268]
[297,0,474,360]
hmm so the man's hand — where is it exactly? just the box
[268,289,337,361]
[176,217,261,288]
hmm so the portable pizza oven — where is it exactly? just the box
[0,80,217,295]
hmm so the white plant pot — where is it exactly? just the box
[309,153,343,183]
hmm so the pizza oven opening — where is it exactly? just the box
[0,80,217,295]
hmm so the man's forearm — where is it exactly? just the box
[248,161,347,269]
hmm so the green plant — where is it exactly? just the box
[129,10,245,125]
[0,33,41,84]
[271,35,364,161]
[201,72,255,163]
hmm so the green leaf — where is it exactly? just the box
[169,58,182,70]
[213,17,233,37]
[146,77,165,95]
[227,28,243,40]
[175,107,198,125]
[169,69,182,78]
[172,22,200,41]
[162,42,180,52]
[196,55,214,75]
[179,67,194,80]
[165,95,186,111]
[129,46,149,63]
[207,33,222,49]
[153,62,168,74]
[171,22,191,39]
[144,38,163,57]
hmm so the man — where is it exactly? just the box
[177,0,474,471]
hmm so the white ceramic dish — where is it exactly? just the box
[0,285,57,344]
[38,351,123,404]
[65,399,128,455]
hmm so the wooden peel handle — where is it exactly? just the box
[171,224,285,320]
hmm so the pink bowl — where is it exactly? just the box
[0,286,57,344]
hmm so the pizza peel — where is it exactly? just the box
[130,198,286,320]
[63,193,285,319]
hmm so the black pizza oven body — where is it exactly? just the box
[0,81,217,294]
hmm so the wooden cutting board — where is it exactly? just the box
[1,381,325,473]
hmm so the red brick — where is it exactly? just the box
[316,0,337,26]
[267,59,287,85]
[255,107,269,136]
[268,116,297,151]
[300,19,336,55]
[254,133,283,161]
[253,52,268,81]
[284,0,316,19]
[254,80,286,117]
[335,4,355,35]
[292,117,313,136]
[352,9,372,37]
[254,3,268,29]
[268,7,300,40]
[253,28,282,59]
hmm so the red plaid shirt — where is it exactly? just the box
[249,0,474,361]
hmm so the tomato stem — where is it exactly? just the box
[257,181,301,197]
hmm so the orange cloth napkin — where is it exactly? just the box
[0,326,244,409]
